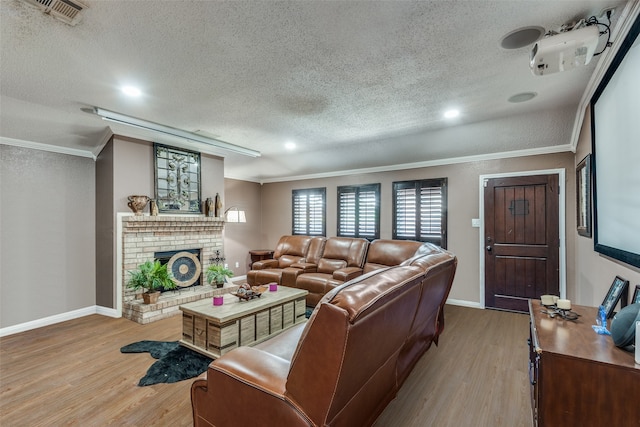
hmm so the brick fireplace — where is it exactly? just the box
[120,215,230,324]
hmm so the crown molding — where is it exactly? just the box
[0,136,96,159]
[257,144,573,184]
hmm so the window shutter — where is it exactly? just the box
[292,188,326,236]
[337,184,380,239]
[394,185,417,239]
[308,191,325,236]
[393,179,447,248]
[358,187,378,238]
[292,192,308,235]
[419,185,443,243]
[338,191,356,236]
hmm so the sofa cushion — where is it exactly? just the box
[320,237,369,269]
[273,235,314,267]
[363,239,424,274]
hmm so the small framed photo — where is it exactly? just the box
[601,276,629,318]
[576,154,592,237]
[632,285,640,305]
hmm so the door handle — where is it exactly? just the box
[486,246,492,252]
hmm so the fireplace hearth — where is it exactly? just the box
[120,215,232,324]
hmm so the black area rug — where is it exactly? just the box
[120,340,212,386]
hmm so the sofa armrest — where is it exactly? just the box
[333,267,363,282]
[252,259,279,270]
[212,347,290,395]
[289,262,318,272]
[192,347,311,426]
[281,265,316,288]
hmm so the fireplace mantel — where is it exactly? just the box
[121,215,225,232]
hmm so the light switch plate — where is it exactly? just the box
[472,218,481,227]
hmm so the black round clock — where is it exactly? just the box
[167,251,201,287]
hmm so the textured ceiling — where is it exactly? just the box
[0,0,634,182]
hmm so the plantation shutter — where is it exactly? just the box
[337,184,380,239]
[292,188,326,236]
[338,190,356,236]
[394,184,417,239]
[393,179,447,248]
[419,185,443,243]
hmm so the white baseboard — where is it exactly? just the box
[0,295,479,337]
[0,305,119,337]
[446,298,483,309]
[96,305,121,318]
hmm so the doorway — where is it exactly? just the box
[481,171,565,312]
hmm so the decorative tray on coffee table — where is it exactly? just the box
[232,284,268,301]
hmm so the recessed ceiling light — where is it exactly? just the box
[444,109,460,119]
[122,86,141,97]
[285,142,296,150]
[500,26,545,49]
[508,92,538,103]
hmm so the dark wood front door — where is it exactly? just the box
[484,174,560,312]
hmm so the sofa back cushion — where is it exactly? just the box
[285,266,424,426]
[316,237,369,274]
[272,235,313,268]
[363,239,424,274]
[305,236,327,264]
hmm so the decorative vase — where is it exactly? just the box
[214,193,222,217]
[149,199,159,216]
[142,291,160,304]
[127,195,150,216]
[205,197,214,217]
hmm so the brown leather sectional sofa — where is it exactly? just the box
[247,235,425,306]
[191,243,457,427]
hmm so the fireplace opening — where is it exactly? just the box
[155,249,202,291]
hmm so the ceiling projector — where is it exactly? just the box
[530,25,600,75]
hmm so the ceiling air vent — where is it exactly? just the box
[20,0,88,26]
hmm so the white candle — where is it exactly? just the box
[557,299,571,310]
[541,295,555,305]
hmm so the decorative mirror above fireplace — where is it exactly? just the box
[154,143,201,213]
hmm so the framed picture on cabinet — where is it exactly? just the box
[632,284,640,304]
[576,154,592,237]
[601,276,629,318]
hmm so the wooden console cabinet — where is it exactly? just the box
[248,249,274,270]
[528,300,639,426]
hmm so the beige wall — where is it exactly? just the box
[574,107,640,308]
[223,178,264,276]
[1,145,95,328]
[95,137,114,307]
[259,152,575,305]
[110,136,225,214]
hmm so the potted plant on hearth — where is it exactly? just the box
[206,264,234,288]
[128,260,177,304]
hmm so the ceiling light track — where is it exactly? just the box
[93,107,261,158]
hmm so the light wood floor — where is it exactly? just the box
[0,305,531,426]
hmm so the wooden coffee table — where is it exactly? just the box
[179,286,308,358]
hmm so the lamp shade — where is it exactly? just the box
[225,207,246,223]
